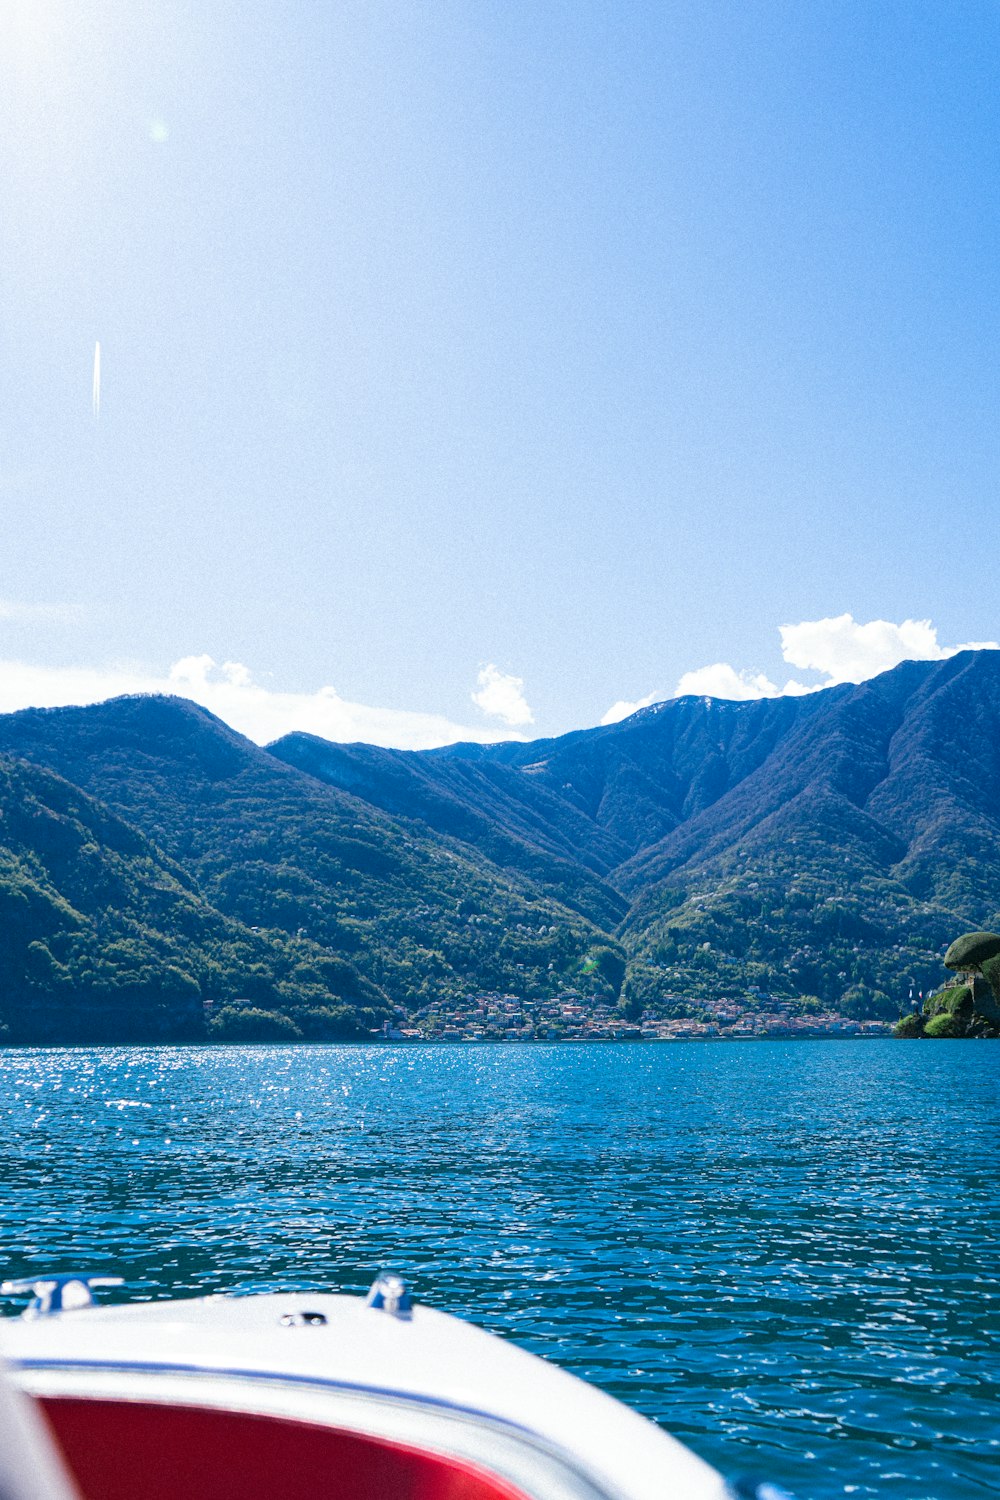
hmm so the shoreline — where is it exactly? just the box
[0,1032,915,1050]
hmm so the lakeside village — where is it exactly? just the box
[378,993,894,1043]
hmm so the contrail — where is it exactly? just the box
[92,341,101,419]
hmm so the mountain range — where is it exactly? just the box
[1,649,998,1041]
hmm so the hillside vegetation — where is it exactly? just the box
[0,755,387,1042]
[895,929,1000,1038]
[275,651,1000,1021]
[0,698,617,1039]
[1,650,999,1040]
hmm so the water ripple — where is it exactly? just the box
[1,1040,998,1500]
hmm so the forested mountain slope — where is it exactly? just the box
[268,732,626,920]
[0,697,616,1017]
[276,651,1000,1014]
[274,691,815,875]
[0,753,387,1042]
[1,651,998,1034]
[612,653,1000,1011]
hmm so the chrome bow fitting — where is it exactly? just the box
[1,1274,124,1319]
[365,1273,412,1319]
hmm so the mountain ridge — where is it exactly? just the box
[1,650,998,1036]
[0,696,619,1032]
[273,650,1000,1015]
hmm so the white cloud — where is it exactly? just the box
[471,663,534,727]
[673,664,785,701]
[0,656,532,751]
[599,614,999,719]
[220,660,253,688]
[778,614,998,685]
[600,690,661,725]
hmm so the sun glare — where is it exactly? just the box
[9,0,68,70]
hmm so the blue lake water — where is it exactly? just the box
[1,1040,997,1499]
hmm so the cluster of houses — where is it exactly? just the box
[379,993,893,1042]
[382,993,635,1042]
[642,1012,892,1040]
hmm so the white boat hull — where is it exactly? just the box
[2,1284,734,1500]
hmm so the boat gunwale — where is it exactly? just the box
[14,1357,620,1500]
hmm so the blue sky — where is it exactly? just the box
[2,1,998,746]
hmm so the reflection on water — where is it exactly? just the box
[1,1041,998,1499]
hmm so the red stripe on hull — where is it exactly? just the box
[40,1396,530,1500]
